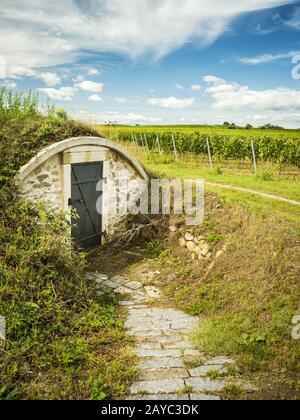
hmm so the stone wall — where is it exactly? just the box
[19,144,147,241]
[103,149,146,238]
[19,154,63,209]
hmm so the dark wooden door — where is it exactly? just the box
[71,162,103,249]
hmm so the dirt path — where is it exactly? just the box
[205,181,300,207]
[89,272,256,400]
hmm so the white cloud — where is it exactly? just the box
[88,68,101,76]
[76,110,163,124]
[191,84,202,91]
[204,75,300,111]
[75,80,104,93]
[286,7,300,30]
[89,94,103,102]
[203,75,225,84]
[38,86,76,101]
[252,112,300,124]
[239,51,300,65]
[73,75,85,83]
[0,0,292,77]
[148,96,195,109]
[115,97,128,103]
[38,72,61,86]
[176,84,184,90]
[1,80,17,88]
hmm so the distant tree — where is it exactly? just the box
[228,123,237,129]
[259,123,284,130]
[223,121,230,127]
[245,124,253,129]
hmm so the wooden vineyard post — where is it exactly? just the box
[251,140,257,173]
[172,134,178,161]
[144,134,150,152]
[134,134,139,148]
[156,135,162,155]
[131,133,137,148]
[206,137,213,169]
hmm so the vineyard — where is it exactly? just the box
[96,125,300,169]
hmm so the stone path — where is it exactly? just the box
[89,271,256,400]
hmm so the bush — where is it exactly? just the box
[0,91,136,399]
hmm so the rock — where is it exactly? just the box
[185,377,227,393]
[127,394,189,401]
[190,394,221,401]
[130,378,185,395]
[119,301,135,307]
[110,275,127,285]
[145,286,161,298]
[179,237,186,248]
[86,272,97,281]
[188,365,227,377]
[114,286,134,295]
[126,281,143,290]
[216,250,224,259]
[165,342,193,349]
[139,368,189,381]
[102,280,118,289]
[96,291,104,297]
[201,244,211,257]
[136,343,162,350]
[185,233,194,242]
[187,241,196,253]
[169,225,177,232]
[95,273,109,282]
[140,358,185,369]
[134,349,182,358]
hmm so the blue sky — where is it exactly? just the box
[1,0,300,127]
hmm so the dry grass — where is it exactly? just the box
[146,192,300,399]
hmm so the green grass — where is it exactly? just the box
[0,91,137,400]
[145,162,300,202]
[95,124,300,167]
[114,145,300,225]
[150,193,300,398]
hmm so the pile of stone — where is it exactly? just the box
[170,226,212,261]
[86,272,161,302]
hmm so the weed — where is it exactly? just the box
[145,239,164,258]
[223,384,245,398]
[206,370,221,380]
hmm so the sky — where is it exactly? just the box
[1,0,300,127]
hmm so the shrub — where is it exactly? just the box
[0,91,136,399]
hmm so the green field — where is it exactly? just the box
[94,125,300,225]
[96,124,300,168]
